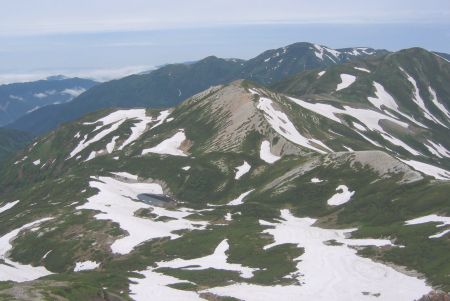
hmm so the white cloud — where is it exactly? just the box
[61,87,86,97]
[0,65,154,85]
[33,92,48,98]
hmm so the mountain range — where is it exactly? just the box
[0,42,449,301]
[0,76,97,126]
[6,42,387,135]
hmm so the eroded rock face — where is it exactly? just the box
[418,291,450,301]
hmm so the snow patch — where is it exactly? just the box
[0,218,53,282]
[77,176,207,254]
[327,185,355,206]
[0,200,20,214]
[234,161,251,180]
[354,67,370,73]
[336,74,356,91]
[205,209,430,301]
[227,190,254,206]
[252,89,331,154]
[74,260,100,272]
[69,109,152,159]
[259,140,281,164]
[405,214,450,239]
[157,239,257,278]
[142,129,187,157]
[398,159,450,180]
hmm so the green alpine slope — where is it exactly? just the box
[0,75,449,300]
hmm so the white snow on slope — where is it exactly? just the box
[0,200,19,214]
[327,185,355,206]
[129,269,203,301]
[405,214,450,239]
[354,67,370,73]
[32,159,41,166]
[368,82,399,111]
[234,161,251,180]
[69,109,152,159]
[260,140,281,164]
[424,140,450,158]
[398,159,450,180]
[118,113,153,150]
[182,166,191,171]
[157,239,257,278]
[74,260,100,272]
[317,71,326,78]
[379,132,421,156]
[311,178,323,183]
[366,83,427,128]
[205,209,430,301]
[77,176,206,254]
[400,68,447,128]
[336,74,356,91]
[106,136,119,153]
[227,190,254,206]
[150,110,171,129]
[251,89,331,154]
[142,129,187,157]
[287,96,422,155]
[0,218,53,282]
[312,44,340,62]
[85,151,96,162]
[428,87,450,120]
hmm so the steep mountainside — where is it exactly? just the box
[7,42,387,135]
[0,78,449,300]
[0,76,98,126]
[0,127,30,164]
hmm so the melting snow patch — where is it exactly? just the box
[405,214,450,239]
[398,159,450,180]
[227,190,254,206]
[424,140,450,158]
[428,87,450,120]
[205,209,430,301]
[327,185,355,206]
[234,161,251,179]
[0,200,19,214]
[74,260,100,272]
[368,82,398,111]
[310,178,323,183]
[129,269,202,301]
[157,239,257,278]
[32,159,41,166]
[251,89,331,154]
[0,218,53,282]
[400,68,447,128]
[106,136,119,153]
[354,67,371,73]
[182,166,191,171]
[142,130,187,157]
[317,71,326,78]
[336,74,356,91]
[77,176,207,254]
[150,110,171,130]
[69,109,153,159]
[260,140,281,164]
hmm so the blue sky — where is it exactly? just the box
[0,0,449,83]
